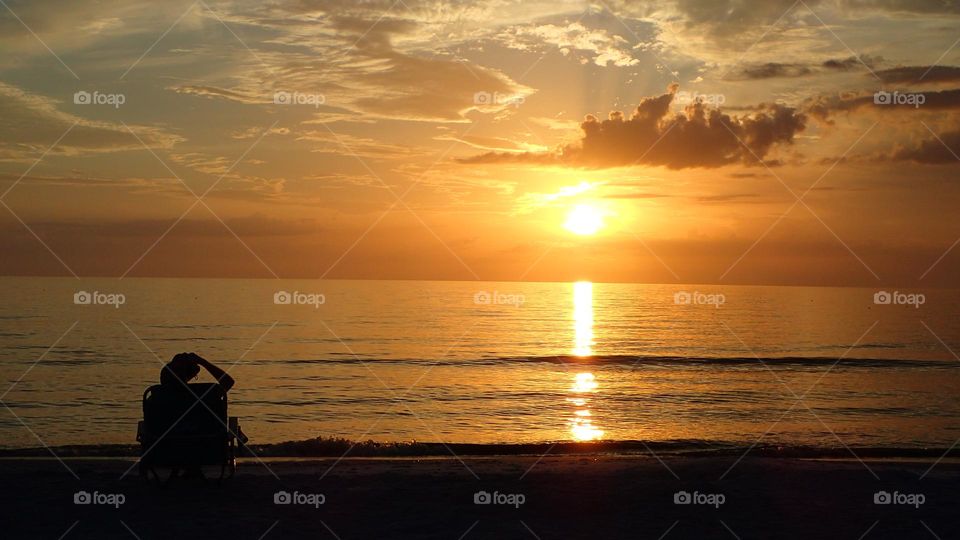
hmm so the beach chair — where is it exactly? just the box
[136,382,242,482]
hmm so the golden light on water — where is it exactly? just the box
[573,281,593,357]
[572,372,598,392]
[568,282,603,440]
[568,372,604,441]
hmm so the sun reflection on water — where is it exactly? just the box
[573,281,593,357]
[567,282,604,441]
[568,372,604,441]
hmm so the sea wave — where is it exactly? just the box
[260,355,951,369]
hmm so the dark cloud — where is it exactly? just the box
[890,129,960,164]
[669,0,960,38]
[805,88,960,121]
[728,63,812,80]
[822,55,882,71]
[728,56,882,80]
[5,215,321,239]
[844,0,960,14]
[876,66,960,84]
[460,86,806,169]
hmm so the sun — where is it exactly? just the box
[564,204,604,235]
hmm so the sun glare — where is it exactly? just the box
[564,204,605,235]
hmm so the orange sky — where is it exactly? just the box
[2,0,960,286]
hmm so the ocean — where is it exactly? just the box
[1,277,958,451]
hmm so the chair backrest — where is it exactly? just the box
[142,383,228,437]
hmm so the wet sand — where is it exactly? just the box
[0,455,956,539]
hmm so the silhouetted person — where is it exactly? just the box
[161,352,234,391]
[158,352,240,478]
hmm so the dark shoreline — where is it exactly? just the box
[1,455,956,539]
[3,437,958,459]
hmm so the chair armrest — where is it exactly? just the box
[229,417,248,444]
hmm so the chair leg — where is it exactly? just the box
[159,467,179,487]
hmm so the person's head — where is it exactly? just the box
[161,353,200,385]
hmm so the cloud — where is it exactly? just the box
[297,131,429,160]
[171,85,262,103]
[461,85,806,169]
[638,0,960,42]
[805,88,960,121]
[499,22,640,67]
[727,62,813,80]
[435,134,547,153]
[159,6,534,123]
[843,0,960,14]
[889,129,960,164]
[0,82,181,161]
[727,56,882,80]
[876,66,960,84]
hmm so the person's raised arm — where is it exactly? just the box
[190,353,235,391]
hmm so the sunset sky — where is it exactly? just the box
[2,0,960,286]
